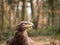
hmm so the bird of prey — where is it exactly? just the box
[6,21,34,45]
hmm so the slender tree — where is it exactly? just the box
[0,0,4,40]
[48,0,55,27]
[21,0,27,21]
[30,0,37,28]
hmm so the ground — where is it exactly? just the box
[0,36,60,45]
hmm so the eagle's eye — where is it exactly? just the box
[25,23,31,25]
[24,23,28,24]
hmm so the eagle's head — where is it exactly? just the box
[16,21,34,32]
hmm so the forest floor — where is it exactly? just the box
[0,36,60,45]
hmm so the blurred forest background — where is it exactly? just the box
[0,0,60,42]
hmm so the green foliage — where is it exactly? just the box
[28,26,60,36]
[46,26,57,35]
[55,26,60,35]
[5,28,15,39]
[55,34,60,40]
[0,27,15,41]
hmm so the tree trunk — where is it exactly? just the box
[48,0,55,27]
[21,0,27,21]
[0,0,4,40]
[30,0,38,29]
[36,0,41,29]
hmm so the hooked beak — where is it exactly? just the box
[32,24,35,29]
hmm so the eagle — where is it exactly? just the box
[6,21,34,45]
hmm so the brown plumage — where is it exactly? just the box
[6,21,33,45]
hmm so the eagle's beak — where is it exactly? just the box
[32,24,35,29]
[30,23,35,29]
